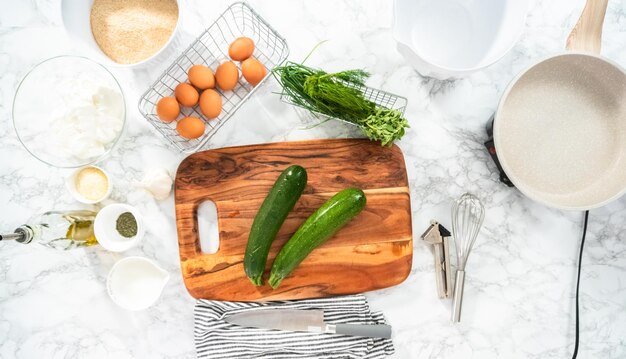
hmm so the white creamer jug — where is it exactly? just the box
[107,256,170,311]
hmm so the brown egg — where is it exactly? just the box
[241,58,266,86]
[228,37,255,61]
[188,65,215,90]
[175,83,199,107]
[215,61,239,91]
[199,89,222,119]
[156,96,179,122]
[176,116,205,139]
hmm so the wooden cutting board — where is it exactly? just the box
[175,139,412,301]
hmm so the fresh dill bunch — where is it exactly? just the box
[303,70,374,123]
[273,62,317,111]
[273,60,409,146]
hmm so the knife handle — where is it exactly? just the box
[329,324,392,339]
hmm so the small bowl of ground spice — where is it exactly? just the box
[94,203,145,252]
[67,165,112,204]
[61,0,181,67]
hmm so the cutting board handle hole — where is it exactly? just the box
[197,200,220,254]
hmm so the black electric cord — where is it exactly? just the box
[572,210,589,359]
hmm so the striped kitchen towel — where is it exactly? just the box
[194,295,394,359]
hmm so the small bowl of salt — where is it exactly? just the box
[94,203,145,252]
[67,165,111,204]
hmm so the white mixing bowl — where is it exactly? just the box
[61,0,182,68]
[393,0,529,79]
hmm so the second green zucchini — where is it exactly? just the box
[268,187,366,289]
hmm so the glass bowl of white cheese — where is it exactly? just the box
[12,56,126,168]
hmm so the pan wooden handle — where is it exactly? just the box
[566,0,609,54]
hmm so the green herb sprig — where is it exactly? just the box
[273,60,409,146]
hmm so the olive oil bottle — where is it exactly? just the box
[0,210,98,250]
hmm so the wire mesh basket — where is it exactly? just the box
[279,79,408,128]
[139,2,289,153]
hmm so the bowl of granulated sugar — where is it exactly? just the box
[61,0,182,67]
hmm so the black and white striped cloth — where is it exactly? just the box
[194,295,394,359]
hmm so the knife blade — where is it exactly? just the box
[225,309,392,339]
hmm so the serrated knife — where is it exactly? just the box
[225,309,392,339]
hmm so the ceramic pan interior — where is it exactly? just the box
[494,53,626,209]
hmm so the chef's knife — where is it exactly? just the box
[225,309,392,339]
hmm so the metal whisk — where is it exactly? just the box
[451,193,485,322]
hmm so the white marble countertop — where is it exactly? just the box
[1,0,625,358]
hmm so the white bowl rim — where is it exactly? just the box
[66,165,112,204]
[12,55,127,168]
[60,0,182,68]
[94,203,145,252]
[392,0,530,73]
[106,256,169,311]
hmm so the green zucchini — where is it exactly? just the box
[244,165,307,286]
[268,188,366,289]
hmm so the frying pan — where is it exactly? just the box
[494,0,626,210]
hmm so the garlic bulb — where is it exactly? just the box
[138,169,173,200]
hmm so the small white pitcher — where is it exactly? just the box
[107,256,170,311]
